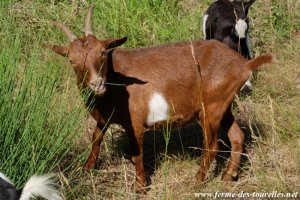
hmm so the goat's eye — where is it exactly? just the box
[101,51,105,56]
[70,60,75,65]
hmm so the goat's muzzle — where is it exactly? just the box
[90,78,106,96]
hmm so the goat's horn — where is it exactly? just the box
[84,5,94,36]
[233,8,238,22]
[53,22,77,41]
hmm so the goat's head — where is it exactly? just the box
[44,6,127,96]
[231,0,256,39]
[233,0,256,16]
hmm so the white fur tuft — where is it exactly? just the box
[235,19,248,38]
[20,174,62,200]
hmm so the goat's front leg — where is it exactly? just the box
[196,122,218,181]
[220,110,244,181]
[84,123,107,170]
[126,124,146,194]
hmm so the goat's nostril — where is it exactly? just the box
[91,82,98,87]
[90,79,104,89]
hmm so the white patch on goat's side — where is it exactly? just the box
[146,93,169,125]
[203,14,209,39]
[246,32,253,58]
[235,19,248,38]
[0,172,14,185]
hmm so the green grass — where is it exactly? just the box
[0,6,89,188]
[0,0,299,199]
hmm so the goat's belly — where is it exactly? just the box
[145,92,199,125]
[145,111,199,129]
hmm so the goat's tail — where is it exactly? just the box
[246,54,278,71]
[19,174,62,200]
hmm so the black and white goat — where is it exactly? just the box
[0,172,62,200]
[203,0,256,91]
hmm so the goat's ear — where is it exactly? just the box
[43,44,69,57]
[243,0,255,15]
[104,37,127,49]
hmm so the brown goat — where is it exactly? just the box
[44,6,275,193]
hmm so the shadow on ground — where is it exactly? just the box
[109,118,265,183]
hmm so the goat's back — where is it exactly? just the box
[104,40,248,126]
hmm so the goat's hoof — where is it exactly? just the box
[135,186,147,195]
[221,172,238,181]
[195,170,205,182]
[84,161,96,171]
[135,179,147,194]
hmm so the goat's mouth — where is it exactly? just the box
[89,80,106,96]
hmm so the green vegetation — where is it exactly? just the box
[0,0,299,199]
[0,19,88,189]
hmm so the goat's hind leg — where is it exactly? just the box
[84,123,108,170]
[196,120,219,182]
[220,109,245,181]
